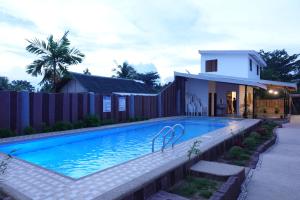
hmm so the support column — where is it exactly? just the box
[243,85,248,118]
[17,91,30,133]
[252,88,256,119]
[89,92,95,115]
[129,95,135,118]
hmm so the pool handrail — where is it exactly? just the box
[171,124,185,148]
[161,129,175,152]
[152,126,174,152]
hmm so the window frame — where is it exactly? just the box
[205,59,218,72]
[249,59,252,71]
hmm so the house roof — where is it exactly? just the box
[198,50,267,67]
[175,72,267,89]
[175,72,298,91]
[65,72,157,94]
[258,79,297,90]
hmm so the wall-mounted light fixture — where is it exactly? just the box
[268,89,278,95]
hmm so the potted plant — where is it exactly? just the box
[274,106,280,114]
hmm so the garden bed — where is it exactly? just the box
[217,120,278,168]
[168,176,224,200]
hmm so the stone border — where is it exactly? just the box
[210,126,278,200]
[248,127,278,169]
[106,120,260,200]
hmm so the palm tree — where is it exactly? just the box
[112,61,137,79]
[26,31,84,91]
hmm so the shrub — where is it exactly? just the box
[0,129,14,138]
[250,132,261,140]
[228,146,244,159]
[274,107,280,114]
[243,137,257,149]
[256,127,268,135]
[83,115,100,127]
[73,120,85,129]
[51,122,73,131]
[23,126,36,135]
[101,119,114,125]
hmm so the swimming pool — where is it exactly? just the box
[0,117,239,179]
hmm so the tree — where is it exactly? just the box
[0,77,10,90]
[259,49,300,82]
[83,68,91,75]
[26,31,85,92]
[112,62,137,79]
[136,71,160,88]
[9,80,35,92]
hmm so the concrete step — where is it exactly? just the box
[190,160,245,177]
[147,191,189,200]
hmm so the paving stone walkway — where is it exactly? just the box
[244,115,300,200]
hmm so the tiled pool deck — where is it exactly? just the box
[0,117,260,200]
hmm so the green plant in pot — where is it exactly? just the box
[274,106,280,114]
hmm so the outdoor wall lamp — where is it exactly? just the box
[268,89,278,95]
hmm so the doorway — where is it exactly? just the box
[226,91,237,115]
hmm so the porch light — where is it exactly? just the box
[268,89,274,94]
[274,91,278,95]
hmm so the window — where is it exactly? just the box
[257,65,260,75]
[118,96,126,111]
[249,59,252,71]
[103,96,111,112]
[205,59,218,72]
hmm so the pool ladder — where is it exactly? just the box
[151,124,185,152]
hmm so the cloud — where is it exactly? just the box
[0,0,300,87]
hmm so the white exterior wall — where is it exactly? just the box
[200,53,249,78]
[60,79,87,93]
[200,53,261,80]
[185,79,209,114]
[247,55,261,80]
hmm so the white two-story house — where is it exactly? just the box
[174,50,297,117]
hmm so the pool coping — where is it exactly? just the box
[0,116,242,182]
[0,116,259,200]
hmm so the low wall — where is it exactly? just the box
[119,123,259,200]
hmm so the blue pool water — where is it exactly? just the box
[0,117,239,179]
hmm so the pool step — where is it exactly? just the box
[147,191,189,200]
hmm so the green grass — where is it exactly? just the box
[169,176,221,199]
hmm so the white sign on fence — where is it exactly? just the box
[119,96,126,111]
[103,96,111,112]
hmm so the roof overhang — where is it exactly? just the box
[112,92,157,96]
[258,79,297,91]
[175,72,267,89]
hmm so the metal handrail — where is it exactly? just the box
[161,129,175,151]
[152,126,173,152]
[171,124,185,148]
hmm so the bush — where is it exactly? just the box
[101,119,114,125]
[23,126,36,134]
[51,122,73,131]
[228,146,244,159]
[256,127,268,135]
[73,120,85,129]
[83,115,100,127]
[243,137,257,149]
[250,132,261,140]
[0,129,15,138]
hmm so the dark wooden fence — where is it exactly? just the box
[0,77,186,134]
